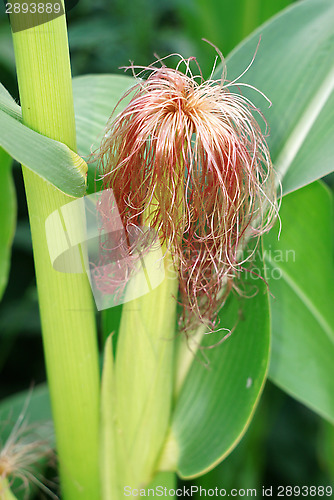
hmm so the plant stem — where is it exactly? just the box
[10,5,100,499]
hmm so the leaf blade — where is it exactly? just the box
[220,0,334,193]
[73,74,135,158]
[169,251,270,478]
[0,83,87,197]
[0,148,16,301]
[264,181,334,422]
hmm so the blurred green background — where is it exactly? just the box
[0,0,333,498]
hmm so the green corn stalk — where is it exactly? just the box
[10,3,100,499]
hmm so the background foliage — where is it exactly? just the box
[0,0,333,498]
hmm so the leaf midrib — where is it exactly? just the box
[275,63,334,184]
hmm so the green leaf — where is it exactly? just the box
[0,83,87,197]
[72,75,135,194]
[0,148,16,301]
[0,23,16,72]
[73,74,135,158]
[175,0,293,77]
[0,82,21,121]
[220,0,334,194]
[192,389,269,491]
[263,181,334,422]
[167,251,270,478]
[0,384,53,444]
[101,304,122,347]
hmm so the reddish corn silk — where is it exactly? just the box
[95,55,278,331]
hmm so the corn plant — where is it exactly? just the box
[0,0,333,498]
